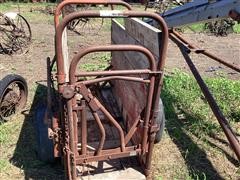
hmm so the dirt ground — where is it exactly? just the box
[0,11,240,180]
[1,22,240,81]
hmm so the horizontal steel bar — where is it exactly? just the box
[75,69,152,77]
[170,30,240,73]
[76,76,150,85]
[76,147,141,164]
[54,0,132,27]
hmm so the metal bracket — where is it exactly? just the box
[78,84,100,112]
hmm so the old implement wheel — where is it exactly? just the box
[35,103,54,162]
[0,13,32,54]
[155,98,166,143]
[0,74,28,121]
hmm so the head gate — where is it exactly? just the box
[54,2,169,179]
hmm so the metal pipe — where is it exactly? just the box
[171,30,240,73]
[124,117,140,145]
[54,0,132,28]
[171,34,240,160]
[78,76,150,86]
[76,83,127,153]
[75,69,152,77]
[98,101,126,152]
[55,11,168,86]
[81,100,87,155]
[69,45,157,85]
[141,75,155,154]
[66,99,77,180]
[92,112,106,155]
[76,147,142,163]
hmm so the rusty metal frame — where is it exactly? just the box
[53,1,168,179]
[170,30,240,160]
[54,0,132,28]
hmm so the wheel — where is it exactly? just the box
[154,98,166,143]
[0,74,28,121]
[67,5,104,36]
[34,103,54,162]
[1,13,31,54]
[72,16,103,36]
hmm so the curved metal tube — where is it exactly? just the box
[69,45,156,84]
[76,69,152,77]
[98,102,126,152]
[171,30,240,73]
[55,10,168,86]
[54,0,132,27]
[92,112,106,156]
[78,76,150,85]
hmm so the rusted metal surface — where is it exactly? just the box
[171,30,240,73]
[54,0,132,27]
[75,69,154,77]
[69,45,157,81]
[229,9,240,21]
[46,1,240,180]
[55,10,168,88]
[0,74,28,121]
[51,1,170,179]
[170,32,240,161]
[80,100,87,156]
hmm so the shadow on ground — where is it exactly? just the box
[161,86,226,180]
[10,83,64,180]
[9,81,237,179]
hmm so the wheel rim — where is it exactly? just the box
[11,14,31,53]
[0,14,31,54]
[67,5,104,36]
[0,81,27,119]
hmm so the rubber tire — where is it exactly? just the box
[0,74,28,120]
[34,103,54,162]
[154,98,166,143]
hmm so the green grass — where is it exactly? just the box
[80,52,111,71]
[158,70,240,179]
[233,23,240,33]
[0,119,21,146]
[162,69,240,139]
[0,2,55,23]
[0,2,55,12]
[0,159,10,173]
